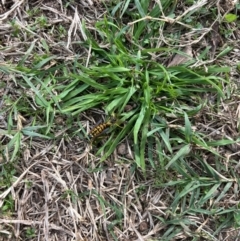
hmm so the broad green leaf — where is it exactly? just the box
[225,13,238,23]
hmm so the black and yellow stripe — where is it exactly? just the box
[88,120,113,139]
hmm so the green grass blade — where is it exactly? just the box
[33,56,56,69]
[184,112,192,143]
[18,41,35,66]
[7,131,22,162]
[134,0,146,17]
[120,0,131,17]
[165,144,191,170]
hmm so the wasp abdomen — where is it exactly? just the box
[88,121,112,139]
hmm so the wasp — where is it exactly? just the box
[88,117,116,140]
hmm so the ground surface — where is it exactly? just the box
[0,0,240,241]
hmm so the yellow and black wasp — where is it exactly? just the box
[88,116,117,140]
[87,103,137,142]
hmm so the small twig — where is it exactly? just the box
[128,15,192,29]
[0,0,24,21]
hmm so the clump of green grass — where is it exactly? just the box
[57,16,231,171]
[0,1,232,172]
